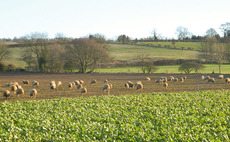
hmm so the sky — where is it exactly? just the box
[0,0,229,39]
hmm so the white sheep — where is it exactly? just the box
[3,90,10,99]
[173,78,178,82]
[208,78,215,83]
[50,80,55,85]
[201,75,204,80]
[104,79,108,83]
[74,80,80,85]
[77,84,83,89]
[11,85,18,93]
[145,77,151,82]
[124,83,129,88]
[127,81,134,88]
[225,78,230,84]
[218,75,224,79]
[50,83,57,90]
[102,84,112,95]
[163,82,168,89]
[29,89,37,98]
[57,81,62,87]
[204,76,210,80]
[180,77,184,83]
[68,82,73,89]
[79,80,84,84]
[80,87,87,96]
[91,79,97,85]
[135,81,143,91]
[16,88,24,96]
[32,81,39,86]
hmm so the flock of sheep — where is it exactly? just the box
[2,74,229,99]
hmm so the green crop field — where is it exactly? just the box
[108,44,200,60]
[94,64,230,74]
[1,90,229,141]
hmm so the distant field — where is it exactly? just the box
[136,41,202,50]
[108,44,200,60]
[5,47,27,68]
[94,64,230,74]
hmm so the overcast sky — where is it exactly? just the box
[0,0,229,39]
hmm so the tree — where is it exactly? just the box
[200,37,218,62]
[0,41,9,63]
[141,61,157,73]
[151,29,159,40]
[175,26,192,40]
[67,38,109,73]
[220,22,230,37]
[178,62,204,74]
[206,28,218,37]
[213,43,226,74]
[117,35,130,44]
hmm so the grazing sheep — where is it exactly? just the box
[32,81,39,86]
[167,78,173,81]
[79,80,84,84]
[74,80,80,85]
[145,77,151,82]
[57,81,62,87]
[77,84,83,89]
[208,78,215,83]
[11,85,18,93]
[225,78,230,84]
[125,83,129,88]
[169,76,175,80]
[104,79,108,83]
[16,88,24,96]
[173,78,178,82]
[180,77,184,83]
[68,83,73,89]
[135,81,143,91]
[155,79,162,84]
[50,83,57,90]
[71,82,76,87]
[218,75,224,79]
[204,76,210,80]
[108,83,113,89]
[127,81,134,88]
[183,76,187,80]
[3,90,10,99]
[201,75,204,80]
[50,81,55,85]
[80,87,87,95]
[163,82,168,89]
[5,82,13,87]
[13,82,19,86]
[160,77,167,82]
[91,79,97,85]
[102,84,111,91]
[29,89,37,98]
[22,80,29,85]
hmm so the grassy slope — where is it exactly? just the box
[108,44,200,60]
[5,47,27,68]
[0,90,229,141]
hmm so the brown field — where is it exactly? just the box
[0,72,230,102]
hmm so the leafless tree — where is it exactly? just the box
[214,43,226,74]
[0,41,9,63]
[175,26,192,40]
[206,28,218,37]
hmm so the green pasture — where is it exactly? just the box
[1,90,229,141]
[136,41,202,50]
[94,64,230,74]
[108,44,200,60]
[4,47,27,68]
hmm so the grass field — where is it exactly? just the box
[108,44,200,60]
[1,90,229,141]
[136,41,202,50]
[94,64,230,74]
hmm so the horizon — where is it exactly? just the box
[0,0,229,40]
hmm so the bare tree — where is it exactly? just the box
[175,26,192,40]
[220,22,230,37]
[200,37,217,62]
[214,43,226,74]
[0,41,9,63]
[67,38,109,73]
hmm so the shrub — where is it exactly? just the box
[178,62,205,74]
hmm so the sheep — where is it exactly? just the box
[183,76,187,80]
[155,79,162,84]
[50,80,56,85]
[173,78,178,82]
[29,89,37,98]
[145,77,151,82]
[22,80,29,85]
[11,85,18,93]
[57,81,62,87]
[79,80,84,84]
[124,83,129,88]
[5,82,13,87]
[163,82,168,89]
[169,76,175,80]
[218,75,224,79]
[102,84,112,95]
[204,76,210,80]
[225,78,230,84]
[50,83,57,90]
[16,87,24,96]
[167,78,173,81]
[80,87,87,96]
[127,81,134,88]
[77,84,83,89]
[180,77,184,83]
[91,79,97,85]
[135,81,143,91]
[68,83,73,89]
[13,82,19,86]
[104,79,108,83]
[71,82,76,87]
[201,75,204,80]
[74,80,80,85]
[208,78,215,83]
[32,81,39,86]
[160,77,167,82]
[3,90,10,99]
